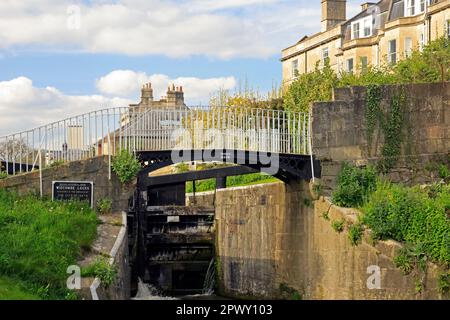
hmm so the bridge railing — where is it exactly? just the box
[0,107,311,176]
[120,108,311,155]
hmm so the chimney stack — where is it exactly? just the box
[361,2,376,11]
[321,0,346,32]
[141,82,153,106]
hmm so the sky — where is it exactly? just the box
[0,0,361,135]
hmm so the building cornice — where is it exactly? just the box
[280,34,342,62]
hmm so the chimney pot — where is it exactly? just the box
[361,2,375,11]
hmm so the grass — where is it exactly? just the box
[0,189,98,299]
[81,258,117,288]
[186,173,280,193]
[0,276,40,300]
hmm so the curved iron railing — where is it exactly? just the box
[0,107,311,176]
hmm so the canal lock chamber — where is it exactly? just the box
[127,181,216,298]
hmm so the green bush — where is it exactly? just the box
[331,219,345,233]
[0,190,98,299]
[81,258,117,287]
[96,198,112,215]
[438,272,449,294]
[0,171,7,180]
[332,163,377,208]
[348,223,364,246]
[112,150,142,184]
[283,61,338,113]
[363,182,450,264]
[439,164,450,181]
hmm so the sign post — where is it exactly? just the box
[52,181,94,208]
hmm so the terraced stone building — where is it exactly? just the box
[281,0,450,86]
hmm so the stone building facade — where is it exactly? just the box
[281,0,450,86]
[121,82,188,126]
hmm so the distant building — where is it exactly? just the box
[121,83,188,126]
[67,125,84,150]
[281,0,450,86]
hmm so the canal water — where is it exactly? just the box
[133,257,225,300]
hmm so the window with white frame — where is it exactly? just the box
[447,20,450,39]
[406,0,415,16]
[346,58,354,73]
[363,18,372,37]
[405,37,413,57]
[352,16,373,40]
[352,22,360,39]
[292,59,298,78]
[405,0,427,16]
[360,56,368,72]
[322,47,329,65]
[388,39,397,64]
[420,0,426,13]
[419,33,425,51]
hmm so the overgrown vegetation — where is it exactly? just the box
[332,163,377,208]
[348,223,364,246]
[0,171,7,180]
[81,258,117,287]
[331,162,449,290]
[96,198,112,215]
[377,90,407,173]
[438,272,449,295]
[112,150,142,184]
[331,219,345,233]
[363,181,449,265]
[0,190,98,299]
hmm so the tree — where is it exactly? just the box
[0,139,32,162]
[283,61,338,113]
[395,36,450,83]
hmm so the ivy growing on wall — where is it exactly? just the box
[365,85,382,156]
[364,85,407,173]
[377,89,407,173]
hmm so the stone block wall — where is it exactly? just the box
[312,82,450,194]
[0,156,135,212]
[214,182,447,300]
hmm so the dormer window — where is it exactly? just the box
[363,18,371,37]
[407,0,415,16]
[405,0,427,17]
[420,0,426,12]
[352,22,360,39]
[351,16,373,39]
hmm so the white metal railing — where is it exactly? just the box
[0,107,311,176]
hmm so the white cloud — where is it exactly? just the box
[0,0,321,58]
[0,77,132,136]
[0,72,237,136]
[96,70,237,103]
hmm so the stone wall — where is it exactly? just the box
[0,156,135,212]
[214,182,447,300]
[92,212,131,300]
[312,82,450,194]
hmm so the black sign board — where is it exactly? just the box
[52,181,94,208]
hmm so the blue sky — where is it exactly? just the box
[0,0,360,134]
